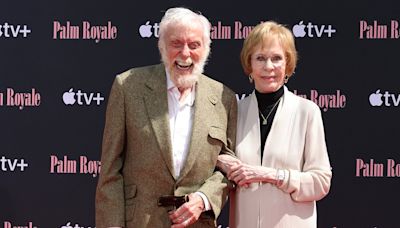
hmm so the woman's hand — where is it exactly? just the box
[228,163,276,187]
[217,154,242,174]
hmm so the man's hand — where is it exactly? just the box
[169,193,204,228]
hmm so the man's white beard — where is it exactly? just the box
[162,54,206,89]
[174,73,198,89]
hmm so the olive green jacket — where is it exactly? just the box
[95,64,237,228]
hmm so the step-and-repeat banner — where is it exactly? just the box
[1,0,400,227]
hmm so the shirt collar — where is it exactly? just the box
[166,69,175,90]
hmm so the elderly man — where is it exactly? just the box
[95,7,237,228]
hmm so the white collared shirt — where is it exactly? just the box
[166,71,210,211]
[166,73,195,178]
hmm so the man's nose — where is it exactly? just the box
[181,45,190,57]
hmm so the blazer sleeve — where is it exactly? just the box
[95,75,126,227]
[197,92,237,218]
[279,105,332,202]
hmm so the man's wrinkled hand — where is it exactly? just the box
[169,193,204,228]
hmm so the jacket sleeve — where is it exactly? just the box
[95,75,126,227]
[279,105,332,202]
[197,91,237,218]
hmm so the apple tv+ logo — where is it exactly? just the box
[138,20,159,38]
[369,89,400,107]
[0,22,31,38]
[62,88,104,106]
[292,20,336,38]
[0,156,28,172]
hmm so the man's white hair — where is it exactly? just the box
[158,7,211,65]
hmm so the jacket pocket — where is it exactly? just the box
[125,184,137,199]
[124,184,137,222]
[124,184,137,206]
[208,126,227,146]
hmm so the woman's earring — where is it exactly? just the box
[284,75,289,84]
[249,74,253,83]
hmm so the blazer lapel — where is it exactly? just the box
[236,91,262,166]
[143,64,175,179]
[177,75,216,183]
[261,86,296,167]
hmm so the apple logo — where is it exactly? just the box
[63,88,76,105]
[292,21,306,38]
[61,222,73,228]
[369,89,383,106]
[139,21,153,38]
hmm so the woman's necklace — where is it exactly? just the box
[259,97,282,125]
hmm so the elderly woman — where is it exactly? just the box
[217,21,332,228]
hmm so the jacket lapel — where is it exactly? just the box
[143,64,175,179]
[177,75,216,183]
[236,91,262,166]
[237,87,297,167]
[261,86,296,166]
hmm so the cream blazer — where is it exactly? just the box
[230,86,332,228]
